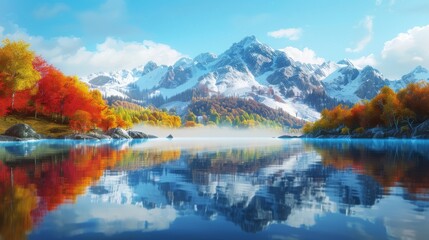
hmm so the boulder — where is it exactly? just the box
[303,129,330,138]
[0,135,23,141]
[413,120,429,137]
[127,131,148,139]
[413,134,429,139]
[4,124,41,139]
[373,131,385,139]
[63,131,112,140]
[105,128,132,139]
[87,132,112,139]
[166,134,173,139]
[147,134,158,139]
[64,134,99,140]
[278,135,297,139]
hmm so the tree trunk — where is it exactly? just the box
[11,92,15,109]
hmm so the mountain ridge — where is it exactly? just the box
[81,36,429,122]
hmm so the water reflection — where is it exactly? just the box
[309,139,429,198]
[0,138,428,239]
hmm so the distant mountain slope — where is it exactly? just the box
[188,96,306,128]
[323,61,388,103]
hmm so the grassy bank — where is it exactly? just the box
[0,115,73,138]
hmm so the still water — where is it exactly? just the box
[1,138,429,240]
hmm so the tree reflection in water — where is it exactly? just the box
[0,139,428,239]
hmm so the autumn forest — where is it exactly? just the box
[304,83,429,136]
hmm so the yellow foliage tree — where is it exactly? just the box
[0,39,40,108]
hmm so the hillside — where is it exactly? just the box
[0,116,72,137]
[188,96,305,128]
[111,100,181,128]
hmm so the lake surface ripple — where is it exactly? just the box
[1,138,428,240]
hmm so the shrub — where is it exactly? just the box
[354,127,365,134]
[341,127,350,135]
[184,121,197,127]
[302,122,314,134]
[400,125,410,133]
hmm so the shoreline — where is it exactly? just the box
[295,125,429,140]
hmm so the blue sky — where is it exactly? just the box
[1,0,429,78]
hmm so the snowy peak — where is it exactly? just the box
[143,61,158,74]
[194,52,217,65]
[388,65,429,90]
[302,61,340,81]
[323,63,387,102]
[235,35,259,48]
[337,59,354,68]
[403,65,429,82]
[413,65,428,74]
[360,66,384,79]
[173,57,193,68]
[218,36,278,76]
[223,35,272,57]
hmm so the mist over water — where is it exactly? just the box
[131,124,296,138]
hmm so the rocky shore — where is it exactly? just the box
[279,120,429,139]
[0,123,162,141]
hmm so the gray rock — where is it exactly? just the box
[147,134,158,139]
[4,124,41,139]
[127,131,148,139]
[278,135,297,139]
[63,131,112,140]
[166,134,173,139]
[413,120,429,136]
[64,134,99,140]
[105,128,132,139]
[413,134,429,139]
[373,131,385,139]
[87,132,112,139]
[0,135,23,141]
[337,135,352,139]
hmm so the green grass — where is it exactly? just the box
[0,115,73,138]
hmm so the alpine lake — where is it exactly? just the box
[1,138,428,240]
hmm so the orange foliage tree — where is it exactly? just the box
[397,82,429,122]
[305,84,429,134]
[0,39,128,132]
[70,110,92,133]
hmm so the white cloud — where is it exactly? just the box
[34,3,69,19]
[350,54,377,69]
[46,199,178,236]
[378,25,429,79]
[281,46,325,65]
[0,25,184,77]
[346,16,374,53]
[267,28,302,41]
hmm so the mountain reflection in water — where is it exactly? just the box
[0,138,428,240]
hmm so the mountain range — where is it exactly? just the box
[81,36,429,122]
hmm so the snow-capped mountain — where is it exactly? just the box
[82,36,429,121]
[323,61,388,102]
[389,66,429,91]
